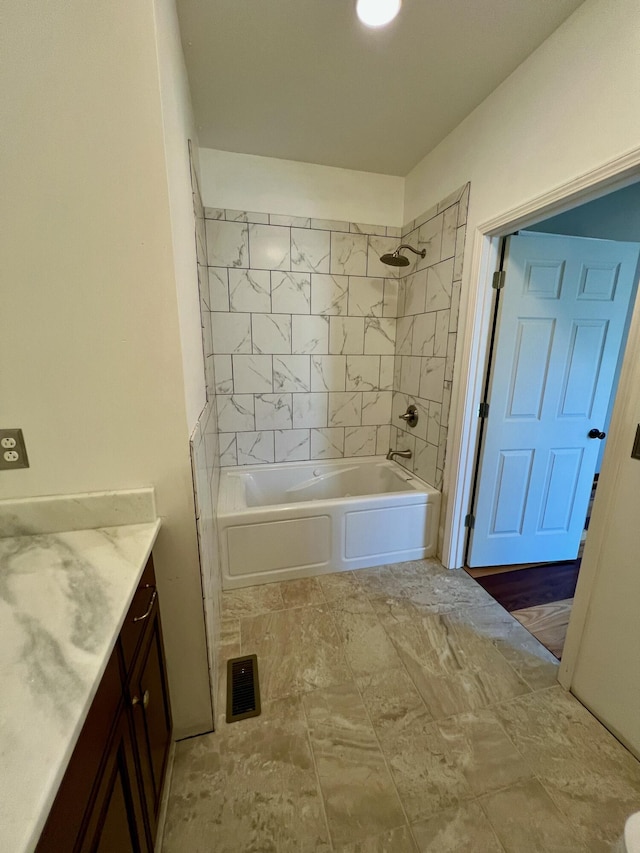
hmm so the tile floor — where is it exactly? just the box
[161,560,640,852]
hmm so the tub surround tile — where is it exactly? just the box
[311,355,347,392]
[426,259,454,312]
[350,222,387,237]
[275,428,311,462]
[404,271,427,316]
[228,268,271,313]
[252,313,292,354]
[205,219,249,267]
[330,317,365,355]
[208,266,230,311]
[293,393,329,429]
[331,232,368,276]
[213,354,233,394]
[344,426,377,457]
[441,206,458,261]
[273,355,311,392]
[211,312,252,354]
[232,354,273,393]
[311,427,345,459]
[433,311,449,358]
[383,279,399,318]
[218,432,237,466]
[367,235,401,279]
[376,424,391,455]
[292,228,331,273]
[216,394,255,432]
[328,391,362,427]
[225,208,270,224]
[270,213,311,228]
[361,391,392,426]
[363,317,396,356]
[346,355,381,391]
[396,316,414,356]
[348,276,385,316]
[204,197,466,467]
[311,218,350,232]
[249,223,291,270]
[292,314,330,354]
[236,430,275,465]
[255,393,293,430]
[311,273,349,316]
[271,271,311,314]
[303,683,406,847]
[379,356,395,390]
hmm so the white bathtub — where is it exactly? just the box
[217,456,440,589]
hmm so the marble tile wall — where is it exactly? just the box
[390,184,469,551]
[203,208,402,465]
[189,145,222,724]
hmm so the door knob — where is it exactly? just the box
[588,428,606,440]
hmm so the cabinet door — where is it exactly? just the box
[78,710,149,853]
[128,603,173,840]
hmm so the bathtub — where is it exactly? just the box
[217,456,440,589]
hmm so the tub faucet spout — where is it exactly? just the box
[386,448,412,461]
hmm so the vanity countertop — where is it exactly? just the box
[0,490,161,853]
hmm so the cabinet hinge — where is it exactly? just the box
[464,513,475,529]
[478,402,489,418]
[492,270,506,290]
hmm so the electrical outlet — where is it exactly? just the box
[0,429,29,470]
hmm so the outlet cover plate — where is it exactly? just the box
[0,429,30,470]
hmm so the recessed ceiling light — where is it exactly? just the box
[356,0,401,28]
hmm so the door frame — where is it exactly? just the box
[443,144,640,688]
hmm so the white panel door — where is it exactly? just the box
[469,233,639,567]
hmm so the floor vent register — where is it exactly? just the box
[226,654,261,723]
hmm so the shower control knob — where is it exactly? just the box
[399,405,418,428]
[588,428,606,440]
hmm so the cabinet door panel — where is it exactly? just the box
[129,605,173,839]
[79,711,148,853]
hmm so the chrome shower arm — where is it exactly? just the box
[396,244,426,258]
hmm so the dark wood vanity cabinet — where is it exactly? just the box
[37,555,172,853]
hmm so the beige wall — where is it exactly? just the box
[2,0,212,737]
[154,0,207,432]
[200,148,404,226]
[404,0,640,227]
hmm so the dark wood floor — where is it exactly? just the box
[473,560,580,612]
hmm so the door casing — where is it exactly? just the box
[442,145,640,692]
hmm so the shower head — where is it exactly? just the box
[380,244,426,267]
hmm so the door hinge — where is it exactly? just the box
[492,270,506,290]
[478,402,489,418]
[464,513,475,529]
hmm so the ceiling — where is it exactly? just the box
[177,0,585,177]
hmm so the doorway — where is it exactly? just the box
[463,182,640,658]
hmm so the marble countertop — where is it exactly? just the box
[0,490,161,853]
